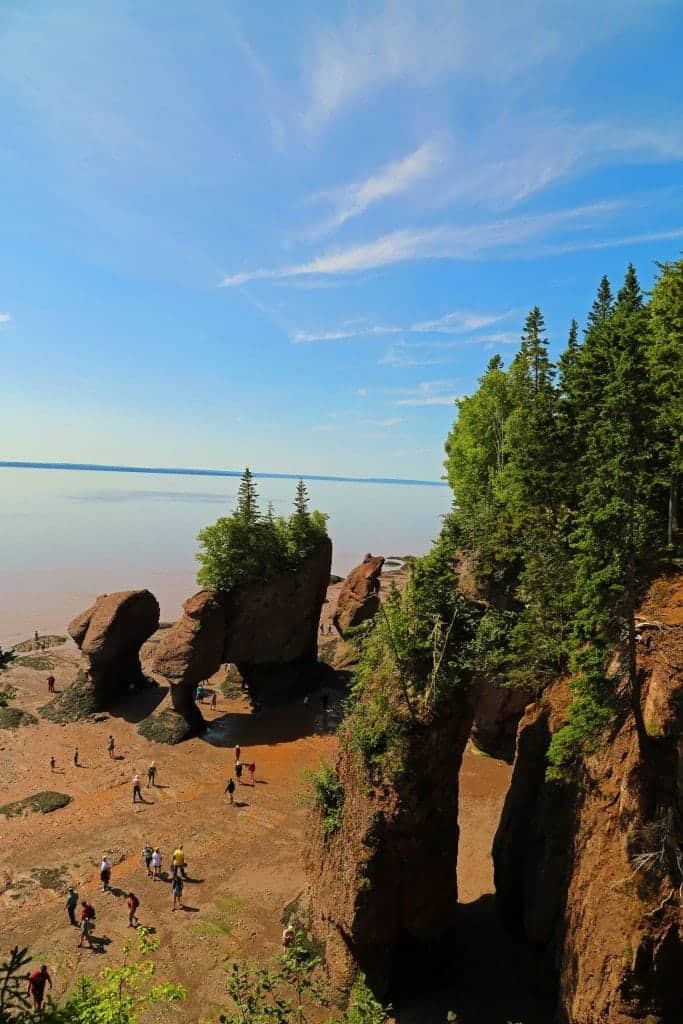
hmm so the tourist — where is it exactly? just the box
[210,690,217,709]
[126,892,140,928]
[235,743,241,762]
[147,761,156,787]
[107,735,115,759]
[50,755,56,772]
[47,674,55,693]
[235,760,243,784]
[65,886,78,926]
[27,964,52,1010]
[248,761,256,785]
[282,923,295,951]
[78,916,94,950]
[73,748,79,767]
[34,630,39,642]
[195,683,205,703]
[225,776,235,804]
[172,845,187,879]
[152,847,163,879]
[142,844,154,876]
[132,773,142,803]
[100,855,111,892]
[171,874,184,911]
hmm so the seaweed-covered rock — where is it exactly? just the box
[137,708,195,745]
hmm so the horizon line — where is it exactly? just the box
[0,460,448,488]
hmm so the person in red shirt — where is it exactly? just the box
[27,965,52,1010]
[126,892,140,928]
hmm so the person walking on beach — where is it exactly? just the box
[234,743,241,762]
[78,901,96,949]
[248,761,256,786]
[50,755,56,772]
[132,773,142,803]
[171,874,184,911]
[152,848,163,879]
[100,855,111,892]
[142,844,154,876]
[210,690,217,709]
[126,892,140,927]
[73,748,79,767]
[107,735,115,759]
[27,965,52,1011]
[235,760,243,784]
[147,761,156,787]
[65,886,78,926]
[172,845,187,879]
[225,777,235,805]
[47,674,55,694]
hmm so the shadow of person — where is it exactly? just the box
[178,905,199,913]
[183,876,203,885]
[234,801,249,808]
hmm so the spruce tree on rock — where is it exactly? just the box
[236,467,259,526]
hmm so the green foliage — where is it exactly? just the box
[0,938,185,1024]
[217,945,389,1024]
[344,527,479,778]
[443,258,683,776]
[196,470,328,591]
[305,763,345,838]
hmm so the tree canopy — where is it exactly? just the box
[196,470,329,591]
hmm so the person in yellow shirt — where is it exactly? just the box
[171,845,187,879]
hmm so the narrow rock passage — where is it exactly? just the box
[395,745,555,1024]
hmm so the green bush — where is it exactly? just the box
[196,470,328,591]
[305,762,345,837]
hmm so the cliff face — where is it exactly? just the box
[493,573,683,1024]
[151,538,332,732]
[306,694,473,999]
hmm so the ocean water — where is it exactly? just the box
[0,466,451,647]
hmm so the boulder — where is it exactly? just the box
[333,554,384,634]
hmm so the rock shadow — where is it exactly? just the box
[110,681,169,724]
[202,689,345,749]
[393,896,555,1024]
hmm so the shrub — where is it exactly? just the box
[305,762,345,837]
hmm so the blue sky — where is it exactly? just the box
[2,0,682,481]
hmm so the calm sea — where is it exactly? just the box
[0,465,450,647]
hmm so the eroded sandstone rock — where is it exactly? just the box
[305,695,473,998]
[43,590,160,721]
[333,554,384,635]
[493,574,683,1024]
[470,676,533,763]
[148,538,332,736]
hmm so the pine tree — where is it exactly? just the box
[616,261,643,313]
[587,274,614,329]
[648,257,683,546]
[236,467,259,526]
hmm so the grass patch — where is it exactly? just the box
[16,654,56,671]
[138,709,193,744]
[0,707,37,729]
[13,635,66,653]
[0,686,17,707]
[191,895,246,940]
[0,791,71,819]
[31,865,69,891]
[40,669,97,723]
[220,665,245,699]
[304,762,345,838]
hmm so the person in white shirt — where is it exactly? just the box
[100,856,111,892]
[151,848,163,880]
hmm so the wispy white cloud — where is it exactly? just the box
[221,200,623,287]
[412,310,512,334]
[303,1,667,132]
[307,141,443,234]
[354,388,368,398]
[379,343,448,368]
[362,417,403,428]
[388,379,461,408]
[291,325,400,343]
[0,313,11,326]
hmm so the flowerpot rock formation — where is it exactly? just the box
[333,554,384,635]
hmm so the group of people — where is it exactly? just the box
[63,885,140,957]
[141,843,187,909]
[224,744,256,802]
[195,682,217,708]
[132,762,156,801]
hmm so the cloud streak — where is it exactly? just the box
[308,141,443,234]
[221,200,623,287]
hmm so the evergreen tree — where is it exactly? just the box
[587,274,614,329]
[236,467,259,526]
[648,257,683,546]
